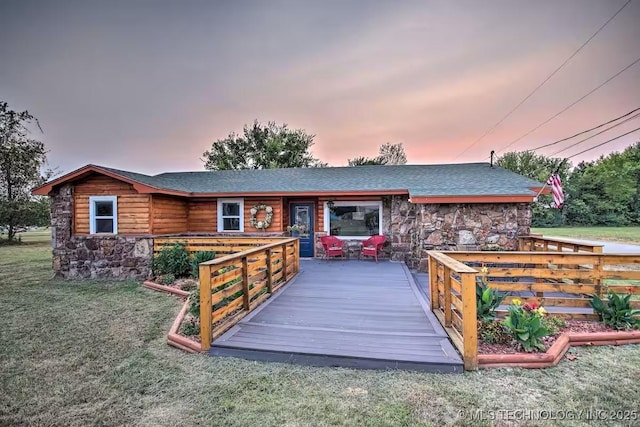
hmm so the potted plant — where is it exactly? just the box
[287,223,305,237]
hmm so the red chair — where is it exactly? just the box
[319,235,344,260]
[360,235,386,262]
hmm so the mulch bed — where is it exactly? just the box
[479,320,616,355]
[154,277,199,292]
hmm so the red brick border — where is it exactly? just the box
[478,330,640,369]
[142,280,202,353]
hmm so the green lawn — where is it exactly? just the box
[532,227,640,245]
[1,234,640,426]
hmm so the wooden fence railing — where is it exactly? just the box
[199,237,299,350]
[427,251,479,370]
[154,236,290,257]
[428,250,640,370]
[518,235,603,253]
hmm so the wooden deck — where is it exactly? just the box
[210,260,463,373]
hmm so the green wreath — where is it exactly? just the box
[249,204,274,230]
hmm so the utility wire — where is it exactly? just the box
[493,56,640,156]
[548,111,640,156]
[565,126,640,159]
[497,117,640,180]
[524,106,640,153]
[452,0,633,161]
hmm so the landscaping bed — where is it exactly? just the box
[143,280,202,353]
[478,328,640,369]
[479,319,614,355]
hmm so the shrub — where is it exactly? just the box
[476,266,506,321]
[188,287,200,319]
[478,319,511,344]
[160,273,176,285]
[181,318,200,336]
[542,315,567,335]
[503,299,551,352]
[590,290,640,330]
[191,251,216,278]
[153,243,190,277]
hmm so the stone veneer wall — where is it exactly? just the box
[316,196,531,271]
[389,196,531,270]
[51,184,153,279]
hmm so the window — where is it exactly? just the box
[324,201,382,238]
[217,198,244,232]
[89,196,118,234]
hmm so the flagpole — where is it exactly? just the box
[534,159,567,202]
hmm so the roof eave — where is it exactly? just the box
[31,164,190,197]
[189,189,408,197]
[409,195,535,204]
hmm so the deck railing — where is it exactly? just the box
[427,251,479,370]
[154,236,290,257]
[428,250,640,370]
[198,237,299,350]
[518,235,603,253]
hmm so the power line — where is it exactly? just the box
[493,56,640,156]
[548,111,640,156]
[524,106,640,153]
[452,0,633,161]
[565,126,640,159]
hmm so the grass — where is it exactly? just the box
[532,227,640,245]
[1,233,640,426]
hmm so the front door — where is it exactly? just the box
[290,203,314,257]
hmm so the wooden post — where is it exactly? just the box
[265,248,273,293]
[443,266,452,327]
[428,255,439,310]
[199,264,212,351]
[282,242,288,281]
[242,256,250,310]
[594,254,604,298]
[294,239,300,273]
[460,272,478,371]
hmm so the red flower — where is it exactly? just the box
[530,301,539,310]
[522,303,533,312]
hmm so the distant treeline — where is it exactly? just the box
[497,141,640,227]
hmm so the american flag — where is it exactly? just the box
[547,174,564,209]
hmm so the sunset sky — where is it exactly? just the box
[1,0,639,175]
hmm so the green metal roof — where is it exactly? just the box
[98,163,543,198]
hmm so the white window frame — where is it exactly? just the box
[323,200,383,240]
[217,198,244,232]
[89,196,118,234]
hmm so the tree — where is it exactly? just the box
[0,101,48,242]
[564,142,640,226]
[347,156,386,166]
[379,142,407,165]
[497,151,571,227]
[348,142,407,166]
[203,121,326,170]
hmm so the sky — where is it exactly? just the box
[1,0,639,176]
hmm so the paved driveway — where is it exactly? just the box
[545,236,640,254]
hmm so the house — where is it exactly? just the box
[32,163,545,279]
